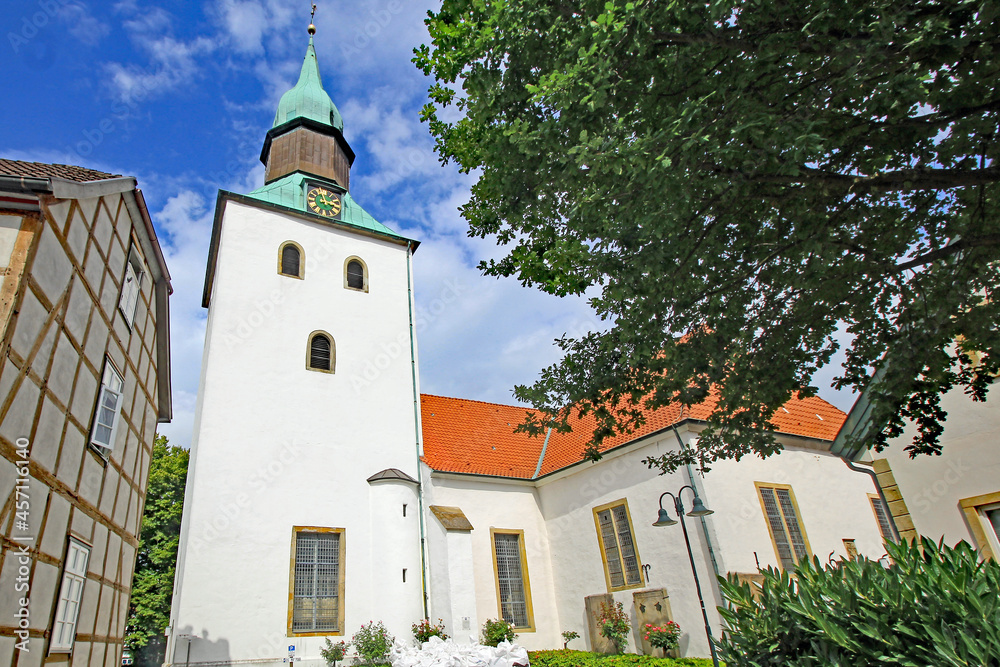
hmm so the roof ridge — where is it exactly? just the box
[421,393,538,411]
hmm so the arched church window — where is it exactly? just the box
[307,332,335,372]
[279,242,304,278]
[345,257,367,292]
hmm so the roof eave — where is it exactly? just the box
[203,191,420,308]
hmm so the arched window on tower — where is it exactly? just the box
[279,242,304,278]
[345,257,367,292]
[307,332,335,373]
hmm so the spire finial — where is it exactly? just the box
[308,3,317,36]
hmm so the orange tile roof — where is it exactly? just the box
[420,392,846,479]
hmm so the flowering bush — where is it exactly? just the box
[412,618,449,644]
[561,630,580,649]
[352,621,394,665]
[645,621,681,652]
[596,601,631,653]
[481,618,517,647]
[319,638,349,667]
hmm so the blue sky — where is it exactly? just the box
[1,0,855,448]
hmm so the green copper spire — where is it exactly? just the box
[272,15,344,132]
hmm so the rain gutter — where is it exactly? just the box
[531,427,553,479]
[671,421,722,581]
[407,241,430,619]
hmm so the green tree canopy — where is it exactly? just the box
[125,435,189,667]
[415,0,1000,471]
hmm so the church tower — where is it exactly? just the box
[165,18,426,666]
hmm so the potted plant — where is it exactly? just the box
[644,621,681,657]
[481,618,517,647]
[595,601,630,654]
[412,618,449,644]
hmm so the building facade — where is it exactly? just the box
[842,383,1000,559]
[0,160,172,667]
[164,30,425,667]
[165,28,890,666]
[419,394,888,656]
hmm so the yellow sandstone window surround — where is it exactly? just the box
[288,527,346,636]
[756,482,811,570]
[592,499,643,592]
[490,528,534,631]
[278,241,304,278]
[307,331,335,373]
[960,491,1000,561]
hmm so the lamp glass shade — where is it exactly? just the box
[687,495,714,517]
[653,508,678,526]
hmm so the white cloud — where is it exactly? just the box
[149,190,215,448]
[59,2,111,46]
[103,4,217,103]
[340,99,441,194]
[105,34,216,103]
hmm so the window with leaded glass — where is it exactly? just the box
[593,499,643,591]
[290,529,345,634]
[491,529,534,630]
[756,483,811,570]
[869,494,895,543]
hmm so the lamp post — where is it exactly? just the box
[653,486,720,667]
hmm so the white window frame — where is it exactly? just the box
[118,249,144,328]
[49,538,90,653]
[90,359,125,456]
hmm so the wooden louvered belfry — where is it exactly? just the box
[309,333,333,371]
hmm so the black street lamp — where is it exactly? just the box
[653,486,721,667]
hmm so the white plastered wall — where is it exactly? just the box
[880,386,1000,551]
[167,201,424,666]
[422,473,561,650]
[425,425,884,659]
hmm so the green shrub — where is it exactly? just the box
[562,630,580,649]
[717,537,1000,666]
[351,621,394,665]
[595,601,631,653]
[481,618,517,646]
[319,639,349,667]
[528,649,715,667]
[412,618,449,644]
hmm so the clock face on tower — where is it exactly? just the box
[306,185,342,219]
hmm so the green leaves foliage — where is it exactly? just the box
[124,436,189,666]
[353,621,395,665]
[717,538,1000,666]
[482,618,518,647]
[528,650,715,667]
[416,0,1000,471]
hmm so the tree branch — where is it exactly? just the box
[714,165,1000,192]
[890,235,1000,273]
